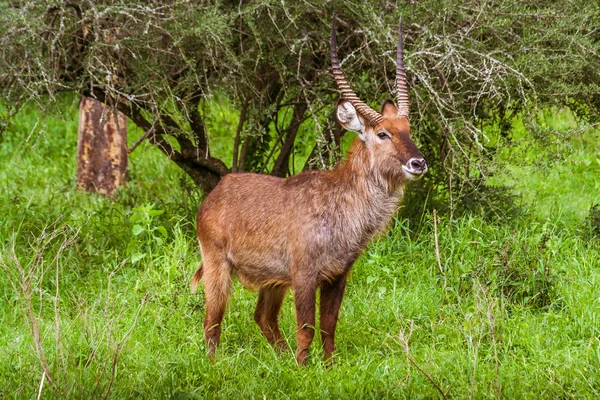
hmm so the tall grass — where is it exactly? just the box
[0,101,599,398]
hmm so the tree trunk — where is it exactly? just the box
[271,101,308,177]
[77,97,128,196]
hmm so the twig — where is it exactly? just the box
[486,296,501,397]
[404,353,448,400]
[433,209,447,289]
[471,280,485,399]
[103,294,148,400]
[475,280,502,398]
[399,323,448,400]
[37,370,45,400]
[127,126,155,154]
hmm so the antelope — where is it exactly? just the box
[191,17,427,365]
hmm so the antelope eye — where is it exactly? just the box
[377,132,390,140]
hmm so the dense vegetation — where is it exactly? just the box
[1,1,600,398]
[2,0,600,205]
[1,100,599,398]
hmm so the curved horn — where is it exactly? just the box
[396,17,409,118]
[331,18,384,127]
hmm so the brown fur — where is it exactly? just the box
[190,263,204,293]
[192,102,425,364]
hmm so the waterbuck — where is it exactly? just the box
[191,18,427,364]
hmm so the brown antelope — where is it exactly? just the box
[191,17,427,365]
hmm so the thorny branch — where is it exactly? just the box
[1,0,599,200]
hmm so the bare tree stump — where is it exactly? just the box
[77,97,128,196]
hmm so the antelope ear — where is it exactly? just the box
[381,100,398,119]
[336,99,367,141]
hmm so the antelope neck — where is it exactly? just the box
[332,140,405,197]
[322,141,404,238]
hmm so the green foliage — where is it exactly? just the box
[1,91,599,398]
[127,204,169,264]
[492,108,600,224]
[1,1,599,206]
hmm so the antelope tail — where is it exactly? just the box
[190,264,204,293]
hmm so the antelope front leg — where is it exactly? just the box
[320,271,349,362]
[292,278,317,365]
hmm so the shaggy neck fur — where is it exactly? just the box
[333,139,406,198]
[323,140,407,246]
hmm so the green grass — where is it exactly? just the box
[0,101,599,398]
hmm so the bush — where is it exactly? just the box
[1,0,599,213]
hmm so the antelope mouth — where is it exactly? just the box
[402,164,427,180]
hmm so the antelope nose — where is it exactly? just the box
[408,158,427,174]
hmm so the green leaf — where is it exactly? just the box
[131,252,146,264]
[156,225,168,237]
[132,225,144,236]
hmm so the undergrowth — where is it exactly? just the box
[0,103,599,398]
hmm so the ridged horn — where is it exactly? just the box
[331,17,384,127]
[396,17,409,118]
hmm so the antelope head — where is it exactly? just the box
[331,17,427,182]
